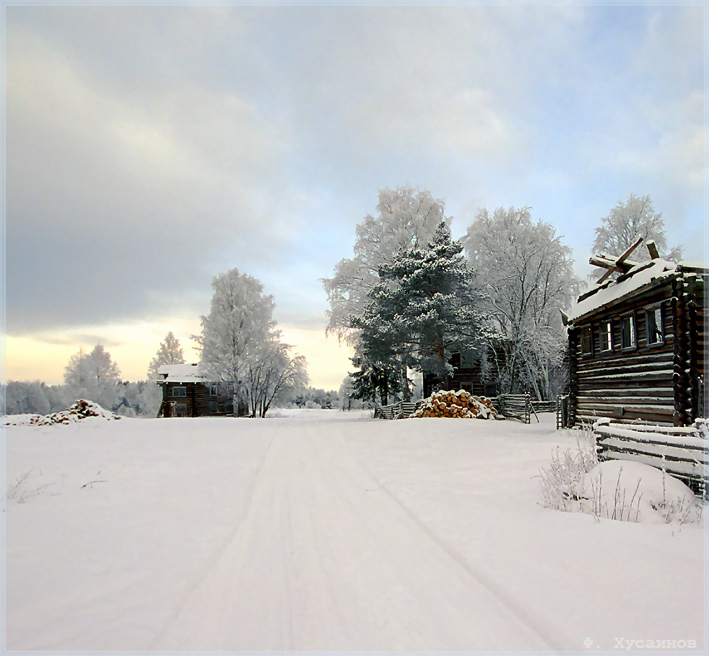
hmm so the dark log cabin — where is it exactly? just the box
[422,346,502,398]
[156,364,235,417]
[564,240,707,427]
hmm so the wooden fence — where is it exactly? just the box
[374,401,422,420]
[496,394,534,424]
[593,418,708,497]
[531,400,556,413]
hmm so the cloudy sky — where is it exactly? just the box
[4,3,705,389]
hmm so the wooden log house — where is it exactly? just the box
[156,363,236,417]
[422,346,502,398]
[564,240,707,427]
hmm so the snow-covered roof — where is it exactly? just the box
[157,363,209,383]
[568,258,681,323]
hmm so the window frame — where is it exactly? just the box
[645,305,664,347]
[580,325,594,357]
[599,320,613,353]
[209,383,218,397]
[171,386,187,398]
[620,312,637,350]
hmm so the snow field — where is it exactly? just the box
[4,410,705,651]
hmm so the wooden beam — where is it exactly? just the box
[589,254,622,271]
[617,236,644,266]
[646,239,660,259]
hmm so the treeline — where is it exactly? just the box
[1,379,160,417]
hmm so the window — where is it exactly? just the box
[600,321,613,352]
[175,403,187,416]
[209,401,218,413]
[209,383,218,397]
[171,386,187,398]
[580,326,593,356]
[646,307,663,345]
[621,314,636,349]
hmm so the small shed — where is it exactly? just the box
[156,363,234,417]
[564,241,707,427]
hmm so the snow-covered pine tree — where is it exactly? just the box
[147,332,185,380]
[322,186,449,345]
[356,221,491,394]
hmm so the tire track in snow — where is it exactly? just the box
[341,434,567,651]
[146,434,276,650]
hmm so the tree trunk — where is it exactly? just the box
[401,361,411,402]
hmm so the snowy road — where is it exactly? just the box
[150,427,557,650]
[5,410,705,651]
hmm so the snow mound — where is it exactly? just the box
[579,461,701,524]
[3,400,122,426]
[411,390,499,419]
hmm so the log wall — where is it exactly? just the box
[570,279,676,425]
[568,268,707,428]
[159,382,231,417]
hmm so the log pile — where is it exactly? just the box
[410,390,499,420]
[6,400,122,426]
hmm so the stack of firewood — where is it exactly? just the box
[17,400,122,426]
[411,390,499,420]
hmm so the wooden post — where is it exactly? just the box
[673,277,690,426]
[686,274,699,422]
[568,327,579,427]
[646,240,660,259]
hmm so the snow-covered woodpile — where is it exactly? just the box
[411,390,498,419]
[3,400,121,426]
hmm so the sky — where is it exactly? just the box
[3,2,706,390]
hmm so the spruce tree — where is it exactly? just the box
[355,221,490,393]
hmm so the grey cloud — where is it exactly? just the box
[34,333,124,348]
[6,5,704,340]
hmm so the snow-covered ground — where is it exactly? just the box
[4,410,705,651]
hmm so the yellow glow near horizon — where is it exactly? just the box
[5,320,353,391]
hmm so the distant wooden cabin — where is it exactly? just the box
[156,364,238,417]
[564,239,707,427]
[423,346,501,398]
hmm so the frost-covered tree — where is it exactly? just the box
[3,381,51,415]
[147,332,185,380]
[194,268,276,412]
[195,268,308,417]
[464,206,580,399]
[322,186,450,344]
[592,194,683,270]
[356,222,490,396]
[63,344,122,409]
[243,337,309,417]
[115,380,162,417]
